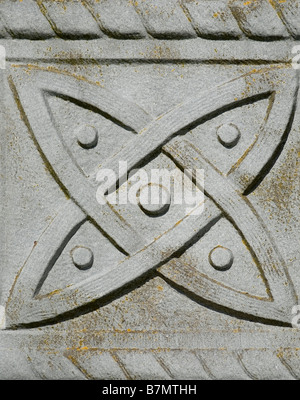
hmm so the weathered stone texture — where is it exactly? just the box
[0,0,300,380]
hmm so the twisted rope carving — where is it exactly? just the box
[0,0,299,40]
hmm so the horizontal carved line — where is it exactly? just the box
[2,39,299,63]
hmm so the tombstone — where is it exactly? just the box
[0,0,300,380]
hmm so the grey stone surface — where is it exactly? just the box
[0,0,300,380]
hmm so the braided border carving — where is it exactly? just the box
[0,0,299,40]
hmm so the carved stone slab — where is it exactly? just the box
[0,0,300,380]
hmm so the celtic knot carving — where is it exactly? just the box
[5,66,299,328]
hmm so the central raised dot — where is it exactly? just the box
[138,183,171,217]
[71,246,94,270]
[76,125,98,149]
[209,246,234,271]
[217,123,241,148]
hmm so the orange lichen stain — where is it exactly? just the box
[277,350,284,359]
[213,12,220,18]
[36,288,63,300]
[157,285,164,292]
[77,346,89,351]
[175,215,186,228]
[243,1,253,5]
